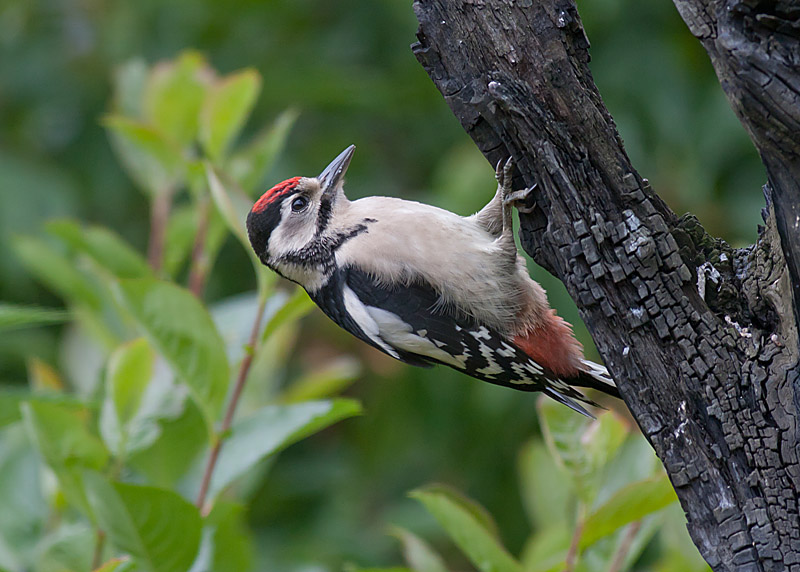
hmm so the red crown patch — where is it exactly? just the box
[252,177,302,213]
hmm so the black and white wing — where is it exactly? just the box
[310,266,599,416]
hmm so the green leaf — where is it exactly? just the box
[655,504,713,572]
[227,108,299,194]
[143,51,209,146]
[163,204,199,278]
[0,392,27,428]
[112,58,149,118]
[205,163,251,248]
[537,399,627,504]
[22,401,108,470]
[537,397,589,487]
[209,291,263,364]
[517,439,571,530]
[519,525,570,572]
[93,557,137,572]
[60,315,119,396]
[99,338,154,457]
[84,472,202,572]
[45,221,151,279]
[200,69,261,161]
[347,569,413,572]
[35,523,95,572]
[581,410,628,484]
[413,484,500,538]
[237,292,303,407]
[261,287,315,342]
[0,391,86,428]
[109,339,153,425]
[410,485,521,572]
[205,399,361,499]
[22,400,109,515]
[279,356,361,403]
[104,115,184,196]
[18,227,130,345]
[115,278,230,426]
[128,397,207,489]
[205,164,274,297]
[345,568,413,572]
[12,235,101,310]
[579,474,677,549]
[390,526,450,572]
[0,303,68,333]
[592,431,663,511]
[194,502,254,572]
[0,424,49,568]
[27,357,65,393]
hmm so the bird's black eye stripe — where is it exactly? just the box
[290,196,309,212]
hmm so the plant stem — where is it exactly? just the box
[188,197,211,297]
[147,192,172,272]
[91,529,106,570]
[564,504,585,572]
[195,295,266,515]
[607,520,642,572]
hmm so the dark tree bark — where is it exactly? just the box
[411,1,800,570]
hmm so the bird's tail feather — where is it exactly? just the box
[574,359,620,399]
[542,387,597,418]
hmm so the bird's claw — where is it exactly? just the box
[495,157,514,193]
[503,185,537,213]
[496,156,536,213]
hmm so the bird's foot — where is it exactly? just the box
[495,157,514,196]
[503,185,538,213]
[496,157,537,214]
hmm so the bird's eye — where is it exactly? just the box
[290,196,308,212]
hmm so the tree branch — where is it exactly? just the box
[412,1,799,569]
[672,0,800,329]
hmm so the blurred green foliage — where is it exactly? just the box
[0,0,763,570]
[1,50,366,571]
[402,402,702,572]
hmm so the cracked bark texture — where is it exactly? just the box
[411,1,800,570]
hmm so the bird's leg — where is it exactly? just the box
[497,159,539,253]
[473,159,510,237]
[497,158,520,256]
[476,157,537,240]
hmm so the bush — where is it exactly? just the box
[2,52,361,572]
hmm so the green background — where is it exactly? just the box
[0,0,762,569]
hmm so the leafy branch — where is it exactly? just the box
[5,51,359,572]
[394,400,695,572]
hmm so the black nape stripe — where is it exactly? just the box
[316,197,333,233]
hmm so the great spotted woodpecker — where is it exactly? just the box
[246,145,618,416]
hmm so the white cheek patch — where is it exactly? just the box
[365,305,469,369]
[268,202,319,257]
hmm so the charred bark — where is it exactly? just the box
[411,1,800,570]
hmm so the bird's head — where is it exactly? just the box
[246,145,355,287]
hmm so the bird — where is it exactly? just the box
[246,145,618,416]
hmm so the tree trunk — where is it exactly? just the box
[411,1,800,570]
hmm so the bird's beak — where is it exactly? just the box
[319,145,355,198]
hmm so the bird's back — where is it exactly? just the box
[333,196,540,333]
